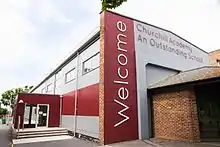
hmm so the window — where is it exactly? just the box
[217,59,220,66]
[24,106,31,124]
[83,53,100,74]
[65,68,76,83]
[46,84,53,92]
[41,88,46,94]
[56,71,62,80]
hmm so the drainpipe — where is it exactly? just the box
[53,74,57,94]
[17,115,20,134]
[74,52,79,137]
[60,95,63,127]
[22,102,27,130]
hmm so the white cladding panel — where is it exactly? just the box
[146,64,178,86]
[61,115,74,131]
[61,115,99,138]
[32,84,43,94]
[56,39,100,94]
[32,39,100,95]
[32,75,55,94]
[45,76,55,94]
[133,21,209,139]
[76,116,99,138]
[134,21,209,70]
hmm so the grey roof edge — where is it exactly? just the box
[149,75,220,91]
[105,10,208,54]
[19,92,60,96]
[179,66,220,73]
[209,48,220,53]
[148,66,220,89]
[30,28,100,93]
[148,72,180,89]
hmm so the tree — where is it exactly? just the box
[1,86,33,109]
[0,108,8,115]
[101,0,127,10]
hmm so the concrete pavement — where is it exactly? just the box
[13,139,156,147]
[10,125,220,147]
[100,140,156,147]
[101,140,220,147]
[14,137,99,147]
[149,139,220,147]
[0,124,10,147]
[13,135,73,144]
[13,136,220,147]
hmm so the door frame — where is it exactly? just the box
[23,104,37,128]
[36,104,50,128]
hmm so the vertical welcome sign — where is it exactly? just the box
[99,11,138,145]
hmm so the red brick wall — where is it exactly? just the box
[152,88,200,142]
[209,50,220,66]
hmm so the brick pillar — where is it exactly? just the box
[209,50,220,66]
[99,11,105,145]
[153,88,200,142]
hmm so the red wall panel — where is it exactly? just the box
[62,91,75,115]
[62,83,99,116]
[101,11,139,144]
[77,83,99,116]
[15,93,60,128]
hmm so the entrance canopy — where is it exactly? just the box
[148,66,220,90]
[14,93,61,129]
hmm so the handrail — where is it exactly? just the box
[17,115,20,138]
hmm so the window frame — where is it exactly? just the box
[41,88,46,94]
[46,83,53,92]
[55,70,62,81]
[217,59,220,66]
[65,68,76,84]
[82,52,100,75]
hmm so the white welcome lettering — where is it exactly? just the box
[114,99,130,127]
[114,20,130,127]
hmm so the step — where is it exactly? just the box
[18,130,67,136]
[17,132,68,139]
[13,135,73,145]
[17,128,67,133]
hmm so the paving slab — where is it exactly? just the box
[101,140,220,147]
[99,140,156,147]
[150,139,220,147]
[0,124,10,147]
[14,137,99,147]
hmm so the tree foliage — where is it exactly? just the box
[1,86,33,109]
[101,0,127,10]
[0,108,8,115]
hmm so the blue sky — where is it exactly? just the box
[0,0,220,94]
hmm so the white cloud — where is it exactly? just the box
[0,0,220,95]
[33,0,72,24]
[0,0,74,93]
[0,1,35,67]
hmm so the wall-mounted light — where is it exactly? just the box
[18,100,24,104]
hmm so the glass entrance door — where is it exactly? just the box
[37,104,49,127]
[24,105,37,128]
[196,84,220,141]
[198,99,220,140]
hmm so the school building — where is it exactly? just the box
[14,11,220,145]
